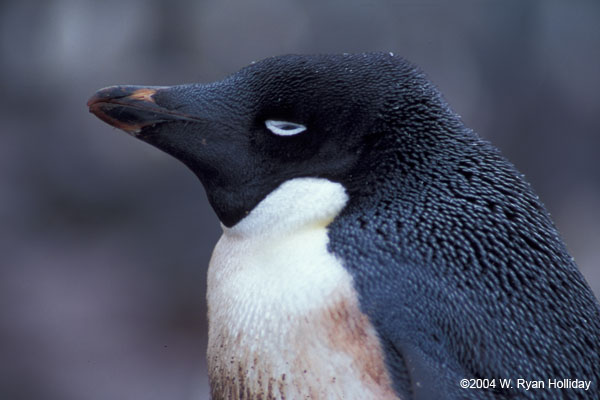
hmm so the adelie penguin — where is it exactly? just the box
[88,53,600,399]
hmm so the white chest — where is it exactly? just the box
[205,178,398,399]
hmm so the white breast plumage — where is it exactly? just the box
[207,177,398,399]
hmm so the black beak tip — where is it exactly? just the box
[88,85,169,134]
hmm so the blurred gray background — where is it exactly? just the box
[1,1,599,399]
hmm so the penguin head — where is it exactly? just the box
[88,53,438,227]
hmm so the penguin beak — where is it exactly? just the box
[88,85,193,135]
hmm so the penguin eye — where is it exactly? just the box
[265,120,306,136]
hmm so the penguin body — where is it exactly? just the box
[88,53,600,399]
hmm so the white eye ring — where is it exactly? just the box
[265,120,306,136]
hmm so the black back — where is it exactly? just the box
[325,56,600,399]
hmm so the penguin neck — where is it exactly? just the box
[222,177,349,239]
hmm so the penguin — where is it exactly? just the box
[88,53,600,399]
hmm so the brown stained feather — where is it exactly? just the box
[208,288,400,400]
[320,296,398,396]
